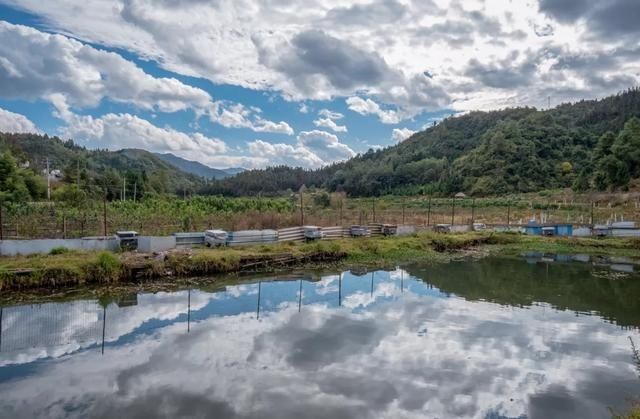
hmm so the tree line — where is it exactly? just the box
[202,87,640,197]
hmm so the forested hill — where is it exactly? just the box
[203,87,640,197]
[0,133,204,199]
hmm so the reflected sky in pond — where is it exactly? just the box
[1,257,640,419]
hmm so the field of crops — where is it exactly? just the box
[1,191,639,239]
[0,196,296,239]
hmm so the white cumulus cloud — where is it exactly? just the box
[0,21,212,113]
[248,130,355,169]
[313,117,347,133]
[391,127,416,142]
[52,94,227,159]
[346,96,402,124]
[0,107,39,133]
[209,101,294,135]
[4,0,640,116]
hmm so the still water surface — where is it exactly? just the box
[1,256,640,418]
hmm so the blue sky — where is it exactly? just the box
[0,0,638,169]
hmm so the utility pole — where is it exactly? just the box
[133,182,137,202]
[427,195,432,227]
[76,159,80,187]
[590,201,595,227]
[122,177,126,201]
[507,202,511,226]
[46,158,51,201]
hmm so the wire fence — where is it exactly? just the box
[1,198,639,239]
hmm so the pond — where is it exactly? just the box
[1,256,640,418]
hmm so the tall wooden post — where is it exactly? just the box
[451,198,455,225]
[507,202,511,226]
[101,304,106,355]
[46,158,51,201]
[471,198,475,225]
[427,196,432,227]
[372,198,376,223]
[590,201,594,226]
[187,289,191,333]
[298,279,303,312]
[256,282,262,320]
[402,197,406,224]
[103,193,108,237]
[299,192,304,226]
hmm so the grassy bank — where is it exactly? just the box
[1,232,639,294]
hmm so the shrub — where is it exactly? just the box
[87,252,122,282]
[49,246,70,255]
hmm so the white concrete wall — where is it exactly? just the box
[450,224,472,233]
[0,237,119,256]
[396,225,416,236]
[611,228,640,237]
[137,236,177,253]
[572,227,592,237]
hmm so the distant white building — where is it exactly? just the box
[42,168,63,181]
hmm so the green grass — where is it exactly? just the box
[49,246,70,255]
[1,232,638,293]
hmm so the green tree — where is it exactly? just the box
[0,150,40,203]
[601,155,630,187]
[53,184,88,209]
[572,168,591,192]
[612,117,640,179]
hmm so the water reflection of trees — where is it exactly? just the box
[405,257,640,329]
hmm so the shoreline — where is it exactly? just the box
[1,232,638,304]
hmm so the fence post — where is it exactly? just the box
[372,198,376,223]
[299,192,304,226]
[471,198,475,225]
[103,194,108,236]
[451,198,455,225]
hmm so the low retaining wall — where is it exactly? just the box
[450,225,472,233]
[137,236,177,253]
[0,237,119,256]
[397,225,416,236]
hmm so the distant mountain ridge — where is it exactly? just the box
[0,133,205,195]
[155,153,243,179]
[203,87,640,196]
